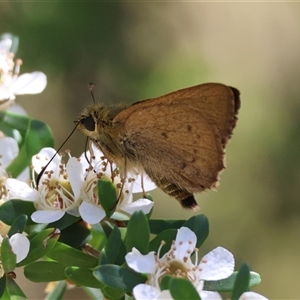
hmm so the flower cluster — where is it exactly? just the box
[0,32,270,300]
[126,226,234,299]
[126,227,268,300]
[4,145,155,224]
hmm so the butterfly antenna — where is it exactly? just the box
[36,122,81,187]
[88,82,96,104]
[84,136,92,166]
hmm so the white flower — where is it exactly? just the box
[0,34,47,109]
[133,284,222,300]
[4,146,155,225]
[78,145,155,224]
[0,233,30,264]
[125,226,234,298]
[5,148,82,223]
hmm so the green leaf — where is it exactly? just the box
[1,112,54,178]
[160,275,172,291]
[25,223,47,235]
[125,211,149,254]
[102,285,125,300]
[99,226,121,265]
[149,229,177,257]
[0,274,6,298]
[1,237,16,273]
[169,278,200,300]
[7,215,28,237]
[183,214,209,248]
[93,265,146,292]
[98,179,118,218]
[0,111,29,136]
[114,239,127,266]
[82,287,104,300]
[89,223,107,251]
[65,266,104,288]
[148,219,186,235]
[204,271,261,292]
[10,119,53,178]
[25,119,54,156]
[24,261,67,282]
[44,281,67,300]
[6,277,27,300]
[18,228,60,267]
[46,242,98,268]
[58,221,91,248]
[47,213,80,230]
[231,264,251,300]
[0,200,36,226]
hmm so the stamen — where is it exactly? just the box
[157,240,166,259]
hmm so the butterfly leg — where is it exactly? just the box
[140,172,147,198]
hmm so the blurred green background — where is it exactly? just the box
[1,2,300,299]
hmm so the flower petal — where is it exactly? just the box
[66,157,84,200]
[32,147,59,176]
[125,247,156,274]
[31,210,65,224]
[0,86,15,102]
[239,292,269,300]
[9,233,30,263]
[198,246,234,281]
[79,201,105,224]
[121,198,154,215]
[16,167,30,182]
[200,291,223,300]
[173,227,197,260]
[0,137,18,167]
[12,72,47,95]
[157,290,173,300]
[0,37,12,54]
[132,173,157,193]
[133,284,161,300]
[5,178,40,201]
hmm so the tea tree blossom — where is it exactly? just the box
[125,227,234,297]
[4,146,155,224]
[0,33,47,109]
[77,145,155,224]
[5,148,82,223]
[132,284,222,300]
[133,288,269,300]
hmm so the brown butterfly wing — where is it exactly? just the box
[112,83,240,206]
[124,83,240,147]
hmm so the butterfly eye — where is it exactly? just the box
[81,116,95,132]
